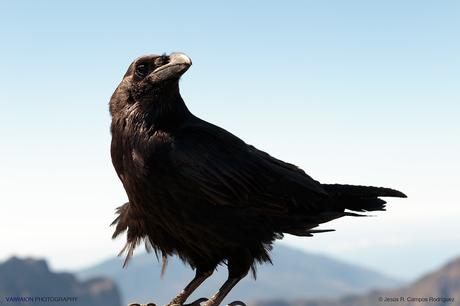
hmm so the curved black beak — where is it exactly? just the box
[147,53,192,84]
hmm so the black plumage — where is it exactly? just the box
[109,53,406,306]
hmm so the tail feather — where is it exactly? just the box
[342,197,387,212]
[286,228,336,237]
[322,184,407,198]
[322,183,406,213]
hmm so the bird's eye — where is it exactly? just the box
[135,63,149,78]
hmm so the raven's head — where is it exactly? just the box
[109,52,192,117]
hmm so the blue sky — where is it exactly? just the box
[0,1,459,280]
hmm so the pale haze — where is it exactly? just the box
[0,1,459,281]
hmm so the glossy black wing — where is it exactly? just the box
[170,118,328,214]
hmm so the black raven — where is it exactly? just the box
[109,52,406,306]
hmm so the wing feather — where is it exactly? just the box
[170,119,328,213]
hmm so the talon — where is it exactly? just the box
[227,301,246,306]
[185,297,209,306]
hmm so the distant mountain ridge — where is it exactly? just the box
[0,256,122,306]
[78,244,401,305]
[254,255,460,306]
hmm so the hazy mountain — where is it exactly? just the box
[0,256,122,306]
[254,255,460,306]
[78,244,400,305]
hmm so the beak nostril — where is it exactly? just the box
[145,52,192,84]
[156,55,170,67]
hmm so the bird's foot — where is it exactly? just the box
[185,297,209,306]
[227,301,246,306]
[166,297,209,306]
[128,303,156,306]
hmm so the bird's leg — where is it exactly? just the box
[202,250,251,306]
[201,277,244,306]
[166,268,213,306]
